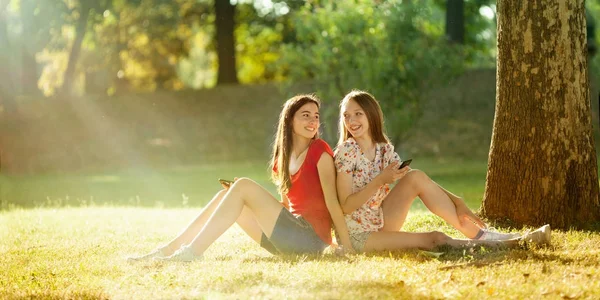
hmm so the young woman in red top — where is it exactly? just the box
[128,94,353,261]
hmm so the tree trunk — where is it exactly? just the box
[61,3,91,96]
[0,0,16,113]
[445,0,464,44]
[215,0,238,85]
[482,0,600,229]
[19,0,39,96]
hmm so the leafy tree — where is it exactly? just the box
[36,0,293,93]
[234,1,293,83]
[60,0,112,95]
[278,0,463,144]
[433,0,497,66]
[37,0,205,95]
[5,0,68,96]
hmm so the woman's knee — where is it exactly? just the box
[230,177,254,190]
[425,231,450,249]
[215,189,228,199]
[403,169,430,187]
[407,169,429,181]
[228,177,261,199]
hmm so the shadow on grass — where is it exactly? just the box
[219,267,435,300]
[352,243,594,269]
[482,217,600,233]
[237,253,350,264]
[308,280,436,300]
[2,290,109,300]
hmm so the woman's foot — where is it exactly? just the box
[155,245,203,262]
[477,227,522,241]
[520,224,551,246]
[127,247,170,261]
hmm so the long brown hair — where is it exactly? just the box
[270,94,321,195]
[337,90,390,147]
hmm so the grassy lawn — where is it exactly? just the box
[0,158,486,210]
[2,159,600,299]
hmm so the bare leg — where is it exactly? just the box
[363,231,520,252]
[382,169,481,238]
[161,189,265,255]
[186,178,284,255]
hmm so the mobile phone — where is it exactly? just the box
[398,159,412,169]
[218,178,234,187]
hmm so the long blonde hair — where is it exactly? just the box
[337,90,390,147]
[270,94,321,195]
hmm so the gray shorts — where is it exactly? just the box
[260,208,328,255]
[349,231,373,252]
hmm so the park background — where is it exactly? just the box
[2,1,600,299]
[2,0,600,208]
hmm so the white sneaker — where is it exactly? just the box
[155,245,203,262]
[127,247,169,262]
[478,227,522,241]
[521,224,551,246]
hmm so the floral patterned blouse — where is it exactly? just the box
[334,138,400,234]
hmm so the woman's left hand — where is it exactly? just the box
[324,244,354,256]
[335,244,356,256]
[220,177,239,190]
[455,202,486,229]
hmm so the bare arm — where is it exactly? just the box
[317,153,354,251]
[337,162,401,214]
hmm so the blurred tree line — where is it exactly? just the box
[3,1,600,138]
[0,0,501,94]
[1,0,512,140]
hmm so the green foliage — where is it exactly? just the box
[234,2,294,84]
[432,0,498,67]
[587,2,600,77]
[278,0,465,144]
[236,22,286,83]
[82,0,200,92]
[27,0,294,94]
[177,29,217,89]
[13,0,215,95]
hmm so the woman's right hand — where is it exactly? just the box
[378,162,408,185]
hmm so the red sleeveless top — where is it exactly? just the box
[274,139,334,245]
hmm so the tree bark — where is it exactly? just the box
[61,2,91,96]
[215,0,238,85]
[445,0,464,44]
[482,0,600,229]
[0,0,17,113]
[19,0,39,96]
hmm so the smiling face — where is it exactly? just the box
[341,98,370,140]
[337,90,390,147]
[292,102,320,140]
[271,94,321,195]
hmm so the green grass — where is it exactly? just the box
[0,161,275,209]
[2,208,600,299]
[2,159,600,299]
[0,158,486,210]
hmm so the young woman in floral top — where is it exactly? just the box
[335,90,551,252]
